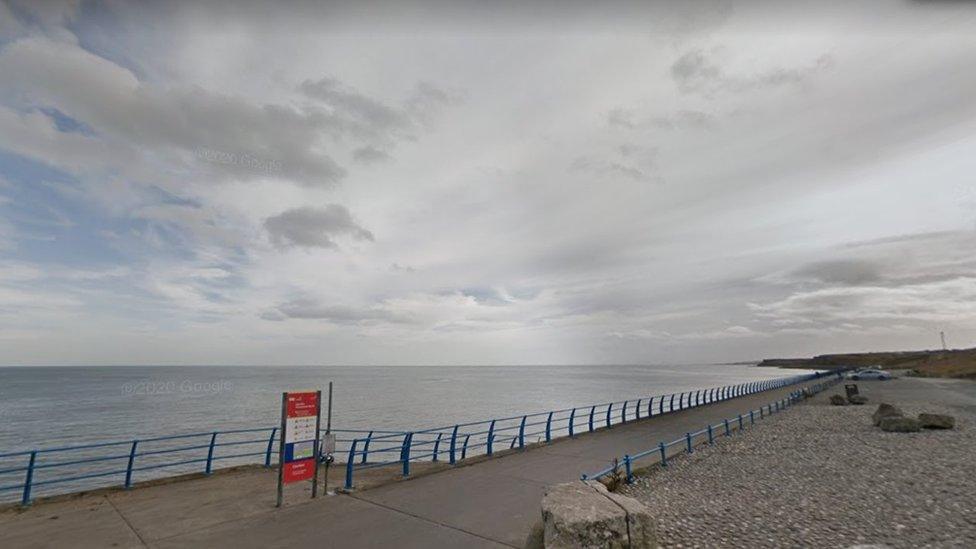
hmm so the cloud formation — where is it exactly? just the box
[671,48,833,96]
[2,1,976,365]
[264,205,374,250]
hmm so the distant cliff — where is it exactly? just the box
[758,347,976,379]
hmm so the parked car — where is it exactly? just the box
[847,369,891,381]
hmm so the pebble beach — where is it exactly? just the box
[620,384,976,548]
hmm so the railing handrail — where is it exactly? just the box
[2,369,838,505]
[579,373,845,483]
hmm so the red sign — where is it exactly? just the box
[283,459,315,483]
[277,389,323,506]
[281,391,320,485]
[287,392,319,418]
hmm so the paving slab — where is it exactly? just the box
[154,493,507,549]
[0,496,144,549]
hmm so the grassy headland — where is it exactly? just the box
[758,347,976,379]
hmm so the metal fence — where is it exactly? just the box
[341,370,830,489]
[580,373,844,484]
[0,371,828,506]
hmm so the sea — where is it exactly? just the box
[0,363,798,452]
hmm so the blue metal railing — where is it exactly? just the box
[0,427,401,506]
[340,370,832,490]
[0,371,828,505]
[580,373,844,484]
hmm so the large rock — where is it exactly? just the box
[872,403,903,426]
[541,481,655,549]
[879,416,921,433]
[918,413,955,430]
[848,395,869,405]
[829,394,848,406]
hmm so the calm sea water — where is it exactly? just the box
[0,364,795,452]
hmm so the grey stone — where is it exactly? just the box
[541,481,655,549]
[872,403,904,426]
[848,395,869,405]
[918,413,955,430]
[829,395,848,406]
[879,416,921,433]
[590,482,656,548]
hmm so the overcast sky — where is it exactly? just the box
[1,0,975,366]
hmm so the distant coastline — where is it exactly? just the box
[758,347,976,379]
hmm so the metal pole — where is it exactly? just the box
[312,390,322,498]
[276,392,286,508]
[323,382,333,495]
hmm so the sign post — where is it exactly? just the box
[277,390,321,507]
[322,381,335,495]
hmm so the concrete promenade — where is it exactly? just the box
[0,379,825,548]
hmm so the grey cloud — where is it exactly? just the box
[264,205,374,250]
[0,37,347,187]
[571,156,660,183]
[352,145,393,165]
[405,81,465,128]
[390,262,416,273]
[791,259,884,286]
[609,108,716,131]
[299,78,462,148]
[671,49,832,96]
[300,76,412,142]
[265,298,410,324]
[649,110,716,130]
[750,231,976,332]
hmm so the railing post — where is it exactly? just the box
[21,451,36,507]
[589,406,595,432]
[659,395,665,415]
[605,403,613,428]
[648,397,654,417]
[635,399,641,420]
[696,390,702,406]
[624,454,633,484]
[568,409,575,438]
[669,393,675,413]
[125,440,139,488]
[487,420,496,454]
[739,414,744,431]
[685,432,693,454]
[518,416,527,449]
[449,425,459,464]
[659,442,667,467]
[401,432,413,476]
[462,434,471,459]
[708,424,714,444]
[545,412,553,443]
[433,433,443,462]
[750,410,755,424]
[345,439,358,489]
[621,400,628,424]
[205,432,218,475]
[361,431,373,464]
[264,428,277,468]
[724,419,731,437]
